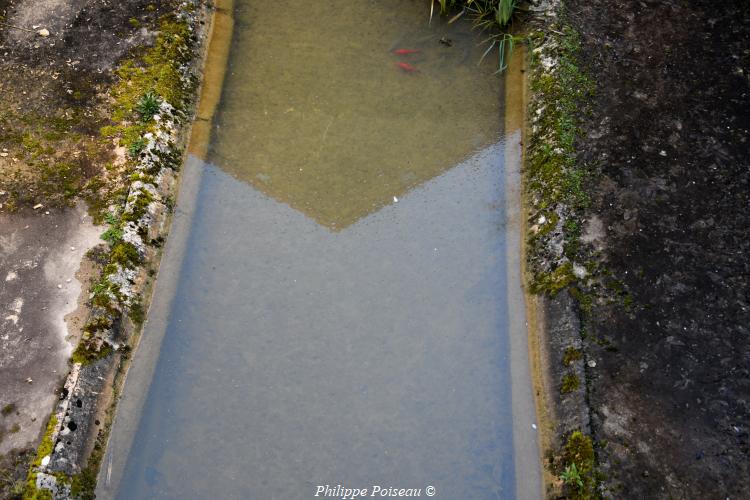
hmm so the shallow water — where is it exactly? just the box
[103,0,539,498]
[212,0,502,229]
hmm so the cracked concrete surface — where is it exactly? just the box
[0,204,100,454]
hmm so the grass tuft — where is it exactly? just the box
[135,91,161,123]
[430,0,520,71]
[127,137,147,158]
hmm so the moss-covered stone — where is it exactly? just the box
[525,23,594,298]
[71,340,113,366]
[22,415,58,499]
[110,242,141,267]
[561,430,596,499]
[103,14,196,154]
[530,262,576,296]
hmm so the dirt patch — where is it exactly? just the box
[565,0,750,497]
[0,0,173,214]
[3,0,169,73]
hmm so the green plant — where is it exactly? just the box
[135,91,161,123]
[437,0,455,15]
[429,0,521,71]
[103,212,117,225]
[1,403,15,416]
[127,137,147,158]
[1,469,26,497]
[561,431,596,498]
[560,463,584,490]
[100,225,123,245]
[91,279,114,298]
[478,33,519,72]
[129,300,145,326]
[495,0,517,26]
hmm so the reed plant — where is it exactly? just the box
[429,0,521,72]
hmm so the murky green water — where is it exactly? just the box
[101,1,540,499]
[212,0,501,228]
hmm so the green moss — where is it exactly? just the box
[532,211,559,238]
[0,119,100,206]
[561,373,580,394]
[70,427,106,500]
[130,188,154,211]
[526,22,595,298]
[34,416,57,466]
[71,316,113,365]
[2,403,15,416]
[71,340,113,365]
[110,242,141,267]
[99,125,119,138]
[122,188,155,223]
[561,431,597,499]
[23,488,52,500]
[531,262,576,296]
[109,15,193,125]
[23,415,58,499]
[605,278,625,294]
[83,316,113,334]
[129,300,145,326]
[623,293,634,310]
[102,263,119,276]
[21,132,42,155]
[562,346,582,366]
[70,470,96,500]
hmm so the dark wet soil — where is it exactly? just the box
[568,0,750,497]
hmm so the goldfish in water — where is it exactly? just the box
[393,48,420,55]
[396,62,418,73]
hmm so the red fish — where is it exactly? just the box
[396,62,418,73]
[393,48,420,55]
